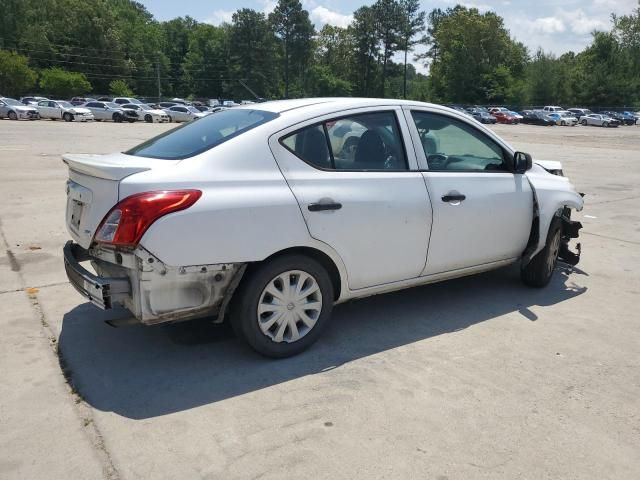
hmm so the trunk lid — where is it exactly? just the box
[63,153,179,248]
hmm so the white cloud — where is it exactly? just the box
[309,6,353,28]
[526,16,566,34]
[205,9,233,25]
[557,8,608,35]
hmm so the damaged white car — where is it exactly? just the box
[63,98,583,357]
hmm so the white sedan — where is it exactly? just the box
[121,103,170,123]
[37,100,94,122]
[164,105,208,122]
[62,98,584,357]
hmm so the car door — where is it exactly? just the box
[404,107,533,275]
[37,101,54,118]
[270,107,432,290]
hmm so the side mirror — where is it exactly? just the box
[513,151,532,174]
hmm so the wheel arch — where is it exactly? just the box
[257,246,343,301]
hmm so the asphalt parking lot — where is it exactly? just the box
[1,119,639,480]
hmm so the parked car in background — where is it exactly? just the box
[62,98,584,357]
[82,101,130,122]
[542,106,564,113]
[468,109,497,124]
[158,101,179,109]
[164,104,208,122]
[622,111,639,124]
[581,113,620,127]
[566,108,593,120]
[0,97,40,120]
[508,111,523,121]
[492,111,520,124]
[36,99,94,122]
[112,97,144,106]
[557,112,578,126]
[520,111,556,126]
[121,103,170,123]
[20,96,48,106]
[489,107,510,114]
[193,104,212,113]
[599,111,634,126]
[70,97,96,106]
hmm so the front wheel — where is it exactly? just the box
[521,217,562,288]
[581,119,587,126]
[144,114,152,123]
[231,254,334,358]
[63,113,72,122]
[603,122,609,127]
[167,115,173,123]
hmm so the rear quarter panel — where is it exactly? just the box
[119,127,322,267]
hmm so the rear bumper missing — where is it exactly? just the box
[63,241,130,309]
[63,241,245,325]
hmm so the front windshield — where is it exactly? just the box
[3,98,22,106]
[187,106,200,113]
[128,98,143,105]
[139,105,152,111]
[58,101,74,108]
[106,102,120,109]
[127,109,278,160]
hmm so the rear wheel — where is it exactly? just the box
[8,111,18,120]
[521,217,562,288]
[144,114,152,123]
[231,254,334,358]
[63,112,72,122]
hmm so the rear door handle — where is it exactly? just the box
[441,194,466,202]
[308,202,342,212]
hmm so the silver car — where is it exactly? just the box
[37,100,94,122]
[82,101,129,122]
[164,105,207,122]
[0,97,40,120]
[580,114,620,127]
[121,103,170,123]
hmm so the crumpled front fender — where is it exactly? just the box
[525,164,584,258]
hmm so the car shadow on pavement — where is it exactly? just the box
[58,264,586,419]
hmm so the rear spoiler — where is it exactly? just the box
[62,153,152,181]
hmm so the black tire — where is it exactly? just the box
[63,112,72,122]
[581,119,587,126]
[112,113,122,123]
[167,115,173,123]
[8,111,18,120]
[144,114,152,123]
[521,217,562,288]
[231,254,334,358]
[603,121,609,127]
[127,118,136,123]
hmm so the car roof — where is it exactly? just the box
[237,97,445,115]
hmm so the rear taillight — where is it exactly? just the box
[94,190,202,247]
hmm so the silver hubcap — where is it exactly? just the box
[257,270,322,343]
[547,230,561,274]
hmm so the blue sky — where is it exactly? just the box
[140,0,639,70]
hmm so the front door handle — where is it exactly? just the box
[441,193,466,202]
[308,202,342,212]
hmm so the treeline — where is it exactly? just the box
[0,0,639,106]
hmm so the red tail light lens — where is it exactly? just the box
[94,190,202,247]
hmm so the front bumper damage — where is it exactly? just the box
[558,215,582,266]
[63,241,245,325]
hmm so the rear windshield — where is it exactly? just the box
[126,109,278,160]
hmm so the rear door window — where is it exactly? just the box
[127,109,278,160]
[281,111,408,171]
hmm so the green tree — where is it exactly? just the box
[109,79,134,97]
[352,6,380,96]
[398,0,425,98]
[39,68,91,97]
[269,0,314,98]
[229,9,277,99]
[421,6,527,104]
[0,50,37,97]
[372,0,403,96]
